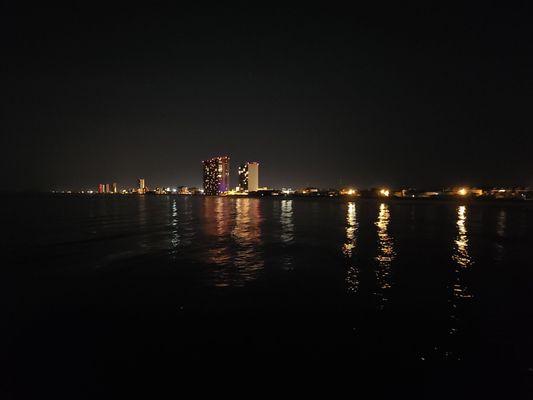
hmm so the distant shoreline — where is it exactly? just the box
[10,192,532,203]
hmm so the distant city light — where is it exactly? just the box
[340,188,358,196]
[56,155,532,202]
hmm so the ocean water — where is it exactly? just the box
[4,195,533,397]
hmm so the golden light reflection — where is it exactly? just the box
[204,197,232,269]
[452,206,471,270]
[375,203,395,306]
[425,205,476,361]
[202,198,265,287]
[232,198,264,284]
[343,202,359,293]
[449,205,473,340]
[343,202,357,257]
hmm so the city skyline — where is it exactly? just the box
[53,152,533,195]
[59,162,533,201]
[3,3,533,192]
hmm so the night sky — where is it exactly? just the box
[3,2,533,191]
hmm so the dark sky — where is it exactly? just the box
[2,2,533,191]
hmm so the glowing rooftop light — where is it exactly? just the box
[380,189,390,197]
[458,188,468,196]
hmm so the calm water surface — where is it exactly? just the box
[4,195,533,397]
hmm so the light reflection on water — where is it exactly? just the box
[374,203,395,307]
[445,205,474,360]
[343,202,359,293]
[8,193,533,388]
[204,197,232,268]
[202,197,264,287]
[280,199,294,269]
[55,196,519,312]
[169,197,195,257]
[12,196,533,369]
[451,205,473,299]
[170,199,179,251]
[280,200,294,245]
[495,209,507,261]
[232,198,264,277]
[497,209,507,238]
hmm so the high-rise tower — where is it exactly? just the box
[238,162,259,192]
[203,156,230,195]
[138,178,146,194]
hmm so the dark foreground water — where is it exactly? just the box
[4,195,533,397]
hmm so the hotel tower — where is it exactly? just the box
[238,162,259,192]
[203,156,230,195]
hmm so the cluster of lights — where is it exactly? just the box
[203,157,230,195]
[339,188,357,196]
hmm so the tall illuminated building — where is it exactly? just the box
[138,178,146,194]
[238,162,259,192]
[98,183,104,194]
[111,182,117,194]
[203,156,230,195]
